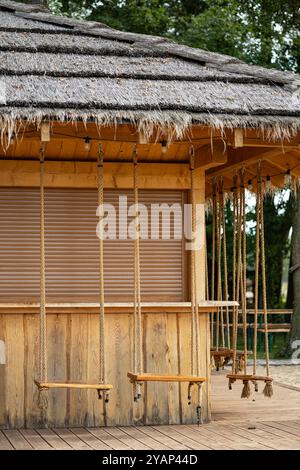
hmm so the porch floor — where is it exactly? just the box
[2,372,300,450]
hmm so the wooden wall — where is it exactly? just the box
[0,311,210,428]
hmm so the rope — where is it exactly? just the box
[253,165,261,379]
[234,180,243,371]
[231,177,238,375]
[241,171,248,375]
[97,145,106,389]
[205,229,209,302]
[217,181,225,349]
[220,181,230,350]
[211,179,217,347]
[133,145,143,400]
[260,169,273,397]
[38,143,48,411]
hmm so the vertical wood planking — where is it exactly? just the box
[166,313,180,424]
[144,314,169,425]
[0,315,7,428]
[69,314,89,426]
[177,313,195,423]
[106,313,133,426]
[0,310,210,427]
[47,314,68,427]
[86,313,103,428]
[23,314,40,427]
[5,315,25,428]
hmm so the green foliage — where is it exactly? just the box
[40,0,300,72]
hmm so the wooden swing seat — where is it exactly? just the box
[226,374,272,382]
[34,380,113,391]
[127,372,206,383]
[211,349,249,357]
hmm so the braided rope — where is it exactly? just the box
[217,177,225,349]
[38,143,48,411]
[216,181,225,349]
[211,178,217,347]
[133,146,143,399]
[233,180,243,375]
[260,174,271,379]
[240,171,248,374]
[220,181,230,350]
[231,177,238,374]
[205,231,209,302]
[39,144,47,384]
[253,165,261,377]
[97,145,106,385]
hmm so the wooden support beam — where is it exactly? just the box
[195,141,227,170]
[206,147,285,179]
[0,160,191,189]
[265,152,300,178]
[0,300,238,315]
[40,122,50,142]
[227,129,244,148]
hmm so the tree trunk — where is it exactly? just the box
[287,191,300,355]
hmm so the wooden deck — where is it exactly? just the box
[1,372,300,450]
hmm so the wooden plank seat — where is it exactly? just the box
[34,380,113,400]
[226,374,273,382]
[127,373,206,405]
[211,348,250,357]
[211,349,250,371]
[127,373,206,383]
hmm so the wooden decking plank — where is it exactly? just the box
[52,428,92,450]
[186,424,265,451]
[19,429,52,450]
[0,431,14,450]
[237,420,300,442]
[36,429,72,450]
[70,428,111,450]
[171,425,232,450]
[119,426,171,450]
[104,427,151,450]
[251,422,296,440]
[137,426,190,450]
[264,421,300,438]
[185,423,246,448]
[87,428,132,450]
[277,420,300,432]
[152,425,210,450]
[3,430,33,450]
[201,423,273,450]
[221,423,297,450]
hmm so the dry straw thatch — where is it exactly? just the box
[0,0,300,142]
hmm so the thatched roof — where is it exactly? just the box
[0,0,300,139]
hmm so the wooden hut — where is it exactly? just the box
[0,0,299,428]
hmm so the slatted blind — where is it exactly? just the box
[0,187,185,301]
